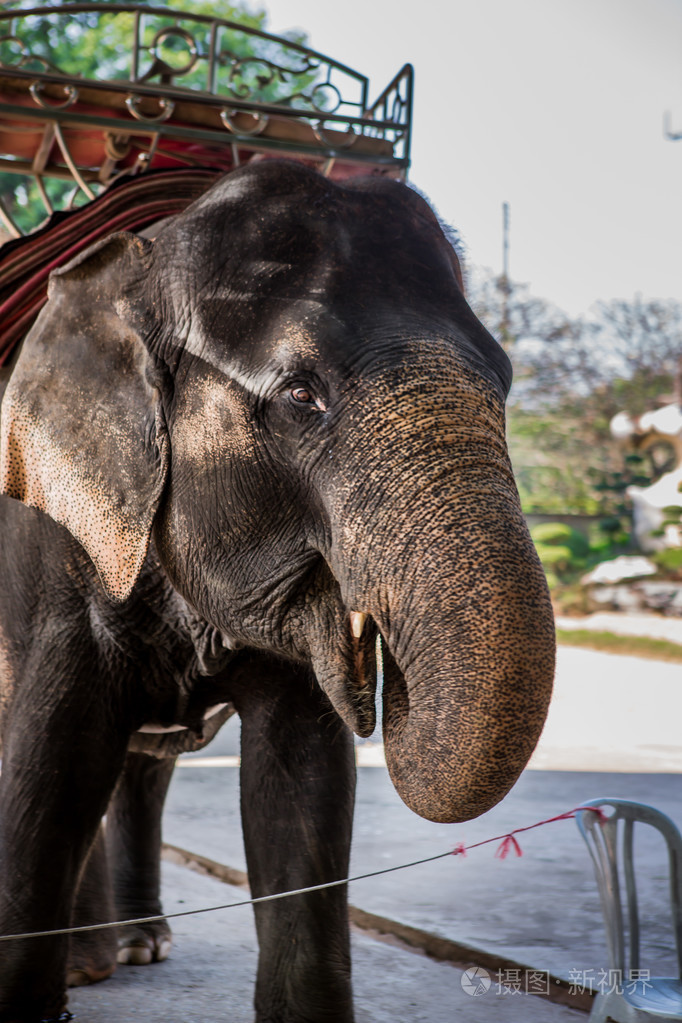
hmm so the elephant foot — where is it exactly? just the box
[116,921,172,965]
[66,963,114,988]
[67,923,118,987]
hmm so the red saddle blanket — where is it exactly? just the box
[0,167,221,366]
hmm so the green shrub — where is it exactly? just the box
[534,543,574,574]
[530,522,590,558]
[652,547,682,579]
[530,523,591,588]
[551,583,594,616]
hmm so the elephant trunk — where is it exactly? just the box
[374,503,555,824]
[317,358,555,823]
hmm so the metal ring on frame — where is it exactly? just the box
[125,94,176,123]
[29,81,78,110]
[312,120,357,150]
[220,108,269,136]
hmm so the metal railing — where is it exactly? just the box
[0,4,413,235]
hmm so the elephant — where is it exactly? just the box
[0,159,555,1023]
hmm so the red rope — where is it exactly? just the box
[495,834,523,859]
[451,805,607,860]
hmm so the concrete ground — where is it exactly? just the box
[67,617,682,1022]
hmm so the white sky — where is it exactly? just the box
[262,0,682,316]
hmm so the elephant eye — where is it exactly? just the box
[291,386,314,404]
[289,386,327,412]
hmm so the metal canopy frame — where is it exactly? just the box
[0,3,413,235]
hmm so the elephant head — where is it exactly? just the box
[0,160,555,823]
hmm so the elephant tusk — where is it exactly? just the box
[350,611,367,639]
[136,702,230,734]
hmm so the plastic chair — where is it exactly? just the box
[576,798,682,1022]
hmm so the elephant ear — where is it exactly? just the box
[0,232,168,602]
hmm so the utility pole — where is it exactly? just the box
[664,111,682,141]
[499,201,511,351]
[664,115,681,409]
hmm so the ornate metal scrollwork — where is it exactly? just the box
[139,25,201,85]
[0,7,380,127]
[0,34,53,73]
[215,48,323,107]
[220,57,280,100]
[309,82,343,114]
[150,26,199,76]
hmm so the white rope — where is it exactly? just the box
[1,807,588,944]
[0,849,454,943]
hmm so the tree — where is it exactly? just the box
[467,268,682,525]
[587,297,682,415]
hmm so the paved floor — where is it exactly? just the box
[69,862,584,1023]
[64,627,682,1021]
[529,644,682,771]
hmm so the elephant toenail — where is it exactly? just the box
[156,937,172,961]
[117,942,153,965]
[66,968,91,987]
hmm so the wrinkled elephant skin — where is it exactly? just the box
[0,161,554,1022]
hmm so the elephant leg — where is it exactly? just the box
[68,824,118,988]
[0,647,129,1022]
[105,752,175,966]
[232,653,357,1023]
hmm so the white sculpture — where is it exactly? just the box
[611,404,682,551]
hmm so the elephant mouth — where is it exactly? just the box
[346,609,379,736]
[305,597,380,739]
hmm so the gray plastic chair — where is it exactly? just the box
[576,798,682,1022]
